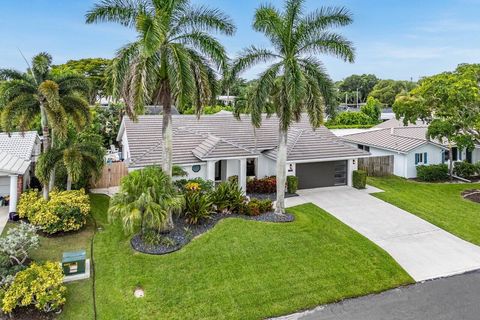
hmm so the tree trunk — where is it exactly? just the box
[162,104,173,178]
[48,130,56,191]
[40,102,50,200]
[275,125,288,215]
[66,174,72,191]
[448,145,454,180]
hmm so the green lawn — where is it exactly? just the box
[91,196,412,320]
[368,176,480,245]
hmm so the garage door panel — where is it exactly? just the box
[296,161,347,189]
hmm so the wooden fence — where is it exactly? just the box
[358,155,394,177]
[91,162,128,188]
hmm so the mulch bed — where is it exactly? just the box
[462,189,480,204]
[0,307,56,320]
[131,211,295,255]
[247,192,299,201]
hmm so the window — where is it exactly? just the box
[192,165,201,173]
[246,158,256,176]
[415,152,428,165]
[358,144,370,152]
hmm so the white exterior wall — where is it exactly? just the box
[406,144,445,178]
[257,155,276,178]
[121,131,131,162]
[179,163,207,180]
[226,159,239,179]
[473,147,480,163]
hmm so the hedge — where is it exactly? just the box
[416,164,449,182]
[287,176,298,194]
[453,161,478,179]
[352,170,367,189]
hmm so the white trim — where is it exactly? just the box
[290,155,370,164]
[200,155,259,161]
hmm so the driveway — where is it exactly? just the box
[285,186,480,282]
[273,270,480,320]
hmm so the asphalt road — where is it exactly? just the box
[278,270,480,320]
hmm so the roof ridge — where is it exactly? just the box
[287,129,305,156]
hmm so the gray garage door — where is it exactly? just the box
[296,161,347,189]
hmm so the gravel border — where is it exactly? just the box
[247,192,299,201]
[131,211,295,255]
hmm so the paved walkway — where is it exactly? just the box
[90,186,119,197]
[285,186,480,282]
[0,207,8,234]
[273,270,480,320]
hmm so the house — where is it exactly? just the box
[342,119,480,178]
[117,114,370,191]
[0,132,41,214]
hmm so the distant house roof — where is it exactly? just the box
[144,105,180,115]
[342,126,446,153]
[0,152,30,175]
[0,131,40,160]
[119,114,369,168]
[375,118,428,129]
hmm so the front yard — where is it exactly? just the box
[368,176,480,245]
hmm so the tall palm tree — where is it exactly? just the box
[231,0,355,214]
[36,130,105,191]
[86,0,236,177]
[109,166,183,235]
[0,52,91,198]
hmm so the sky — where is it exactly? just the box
[1,0,480,81]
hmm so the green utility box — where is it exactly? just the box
[62,250,86,276]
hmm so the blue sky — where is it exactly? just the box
[1,0,480,81]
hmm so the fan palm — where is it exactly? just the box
[0,52,91,197]
[109,166,183,235]
[36,130,105,190]
[231,0,355,214]
[86,0,235,177]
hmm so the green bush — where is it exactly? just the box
[329,112,374,126]
[416,164,449,182]
[287,176,298,194]
[142,229,176,247]
[453,161,478,179]
[210,181,246,214]
[352,170,367,189]
[183,191,213,224]
[174,178,214,194]
[246,201,261,216]
[2,261,66,314]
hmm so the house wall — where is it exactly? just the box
[178,163,207,180]
[405,144,445,178]
[257,155,276,178]
[473,147,480,163]
[121,131,130,162]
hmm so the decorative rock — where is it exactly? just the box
[134,288,145,298]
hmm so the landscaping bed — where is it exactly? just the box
[131,211,294,255]
[247,192,298,201]
[462,190,480,204]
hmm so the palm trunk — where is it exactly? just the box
[48,130,56,191]
[448,145,454,180]
[66,174,72,191]
[160,85,174,232]
[40,103,50,200]
[275,125,288,215]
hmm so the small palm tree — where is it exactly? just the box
[0,52,90,198]
[109,166,183,235]
[86,0,235,177]
[36,130,105,190]
[231,0,355,214]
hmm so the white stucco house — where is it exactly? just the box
[117,114,370,191]
[0,132,41,214]
[341,118,480,178]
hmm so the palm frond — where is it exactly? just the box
[85,0,146,27]
[172,5,236,36]
[297,32,355,62]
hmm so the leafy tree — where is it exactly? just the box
[330,111,373,126]
[36,129,105,190]
[360,96,381,123]
[369,79,416,107]
[337,74,378,104]
[90,103,124,147]
[0,52,90,198]
[52,58,112,104]
[393,66,480,176]
[0,222,39,267]
[86,0,235,178]
[109,166,183,234]
[231,0,355,214]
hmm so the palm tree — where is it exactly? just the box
[86,0,235,177]
[231,0,355,214]
[36,130,105,191]
[0,52,90,198]
[109,166,183,235]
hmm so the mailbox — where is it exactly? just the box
[62,250,86,276]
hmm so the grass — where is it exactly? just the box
[91,197,412,320]
[368,176,480,245]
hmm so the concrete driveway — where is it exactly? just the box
[286,186,480,282]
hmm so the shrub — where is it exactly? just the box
[453,161,478,179]
[247,176,276,194]
[287,176,298,194]
[352,170,367,189]
[0,222,39,267]
[259,199,274,213]
[183,191,213,224]
[247,201,261,216]
[330,111,374,126]
[210,181,246,214]
[17,189,91,234]
[2,262,66,314]
[174,178,214,194]
[142,230,177,247]
[417,164,449,182]
[228,175,238,184]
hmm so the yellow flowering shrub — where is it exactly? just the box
[185,182,201,192]
[2,261,66,314]
[16,189,90,234]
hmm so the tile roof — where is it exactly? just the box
[375,118,428,129]
[0,152,30,175]
[0,131,39,160]
[121,114,369,167]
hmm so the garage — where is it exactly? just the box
[296,161,347,189]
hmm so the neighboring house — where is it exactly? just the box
[342,119,480,178]
[117,114,370,191]
[0,132,41,213]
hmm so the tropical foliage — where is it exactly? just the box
[0,222,39,267]
[209,181,246,214]
[2,262,66,314]
[86,0,235,176]
[337,74,379,104]
[231,0,355,213]
[90,103,124,148]
[109,166,183,234]
[368,79,416,107]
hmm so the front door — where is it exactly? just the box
[466,150,473,163]
[214,161,222,181]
